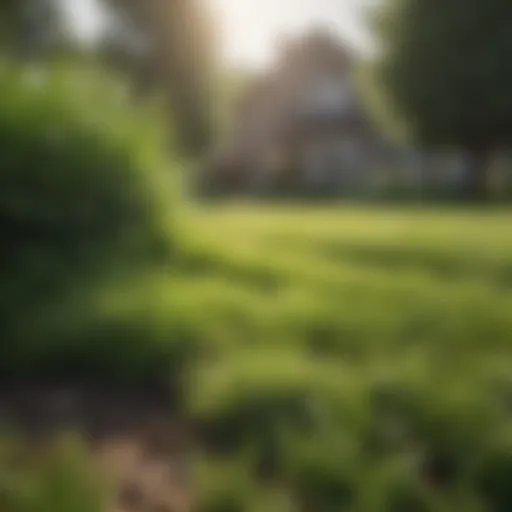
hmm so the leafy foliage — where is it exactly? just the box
[0,0,67,58]
[366,0,512,198]
[0,62,175,380]
[99,0,216,155]
[369,0,512,148]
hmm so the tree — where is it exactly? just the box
[368,0,512,199]
[0,0,66,58]
[99,0,217,156]
[0,0,216,157]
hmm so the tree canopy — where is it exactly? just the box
[368,0,512,197]
[99,0,217,156]
[0,0,216,157]
[0,0,66,57]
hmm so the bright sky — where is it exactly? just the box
[60,0,106,41]
[65,0,372,69]
[212,0,372,68]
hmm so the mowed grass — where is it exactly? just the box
[180,204,512,511]
[178,203,512,357]
[24,203,511,385]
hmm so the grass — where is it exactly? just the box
[177,203,512,511]
[178,204,512,358]
[4,202,512,510]
[0,432,111,512]
[8,200,511,418]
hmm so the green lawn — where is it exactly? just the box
[181,204,512,356]
[4,203,512,511]
[177,204,512,511]
[20,202,511,387]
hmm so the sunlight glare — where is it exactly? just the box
[212,0,372,69]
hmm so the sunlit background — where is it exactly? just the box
[65,0,372,69]
[212,0,372,68]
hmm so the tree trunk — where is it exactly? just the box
[462,147,491,201]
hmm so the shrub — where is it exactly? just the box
[0,62,176,379]
[0,63,172,270]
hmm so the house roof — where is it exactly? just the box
[230,28,374,155]
[276,28,355,71]
[237,29,356,107]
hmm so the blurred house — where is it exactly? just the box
[207,29,391,196]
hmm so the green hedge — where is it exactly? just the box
[0,62,176,379]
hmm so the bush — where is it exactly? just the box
[0,62,175,379]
